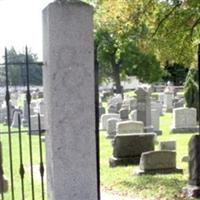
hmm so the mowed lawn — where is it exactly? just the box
[100,113,197,200]
[0,112,197,200]
[0,123,46,200]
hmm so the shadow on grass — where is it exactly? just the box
[118,175,187,199]
[120,175,186,189]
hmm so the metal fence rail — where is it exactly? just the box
[0,47,46,200]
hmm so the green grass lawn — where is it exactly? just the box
[0,124,46,199]
[100,113,197,200]
[0,111,197,200]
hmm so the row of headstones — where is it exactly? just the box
[11,99,45,130]
[106,119,182,174]
[100,91,197,134]
[0,97,46,132]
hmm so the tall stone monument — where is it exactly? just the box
[136,86,153,132]
[183,135,200,197]
[43,1,98,200]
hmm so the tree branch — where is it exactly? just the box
[152,3,182,37]
[189,16,200,39]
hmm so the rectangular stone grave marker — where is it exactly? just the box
[109,133,155,167]
[171,107,198,133]
[136,150,183,175]
[117,121,144,134]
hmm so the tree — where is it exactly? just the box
[184,68,199,119]
[149,0,200,66]
[162,63,189,85]
[5,47,42,86]
[95,0,200,67]
[95,1,163,92]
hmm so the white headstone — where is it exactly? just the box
[164,92,173,112]
[129,110,137,121]
[151,109,162,135]
[117,121,144,134]
[107,118,120,138]
[101,113,120,130]
[171,107,198,133]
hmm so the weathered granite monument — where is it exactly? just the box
[43,1,98,200]
[135,86,153,132]
[183,135,200,197]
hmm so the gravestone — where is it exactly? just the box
[151,109,162,135]
[109,133,155,167]
[135,86,153,132]
[174,98,184,108]
[22,100,34,127]
[101,113,120,130]
[117,121,144,134]
[30,114,45,132]
[182,135,200,198]
[11,109,22,128]
[129,98,137,111]
[43,2,98,200]
[163,91,173,112]
[171,107,198,133]
[23,100,28,121]
[0,142,8,192]
[108,94,122,112]
[31,91,37,100]
[136,150,183,175]
[129,110,137,121]
[99,106,105,118]
[160,140,176,151]
[0,107,7,123]
[108,104,117,113]
[159,93,164,105]
[116,102,122,112]
[107,118,120,138]
[151,100,163,116]
[38,100,45,115]
[119,108,129,120]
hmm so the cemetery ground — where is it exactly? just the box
[0,99,197,200]
[0,124,46,199]
[100,112,196,200]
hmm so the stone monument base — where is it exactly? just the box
[106,133,115,139]
[109,156,140,167]
[182,185,200,198]
[0,175,8,193]
[155,130,162,135]
[144,126,154,133]
[135,168,183,175]
[165,108,172,113]
[171,127,198,133]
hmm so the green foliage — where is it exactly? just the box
[184,68,199,118]
[95,0,200,70]
[5,47,42,86]
[95,27,163,86]
[162,63,189,85]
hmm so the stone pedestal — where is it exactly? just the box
[0,142,8,193]
[163,92,173,112]
[171,107,198,133]
[43,2,98,200]
[136,87,153,132]
[182,135,200,198]
[136,150,183,175]
[109,133,155,167]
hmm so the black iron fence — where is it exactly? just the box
[0,47,45,200]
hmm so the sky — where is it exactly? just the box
[0,0,53,61]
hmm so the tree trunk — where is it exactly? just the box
[111,59,123,98]
[113,63,121,93]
